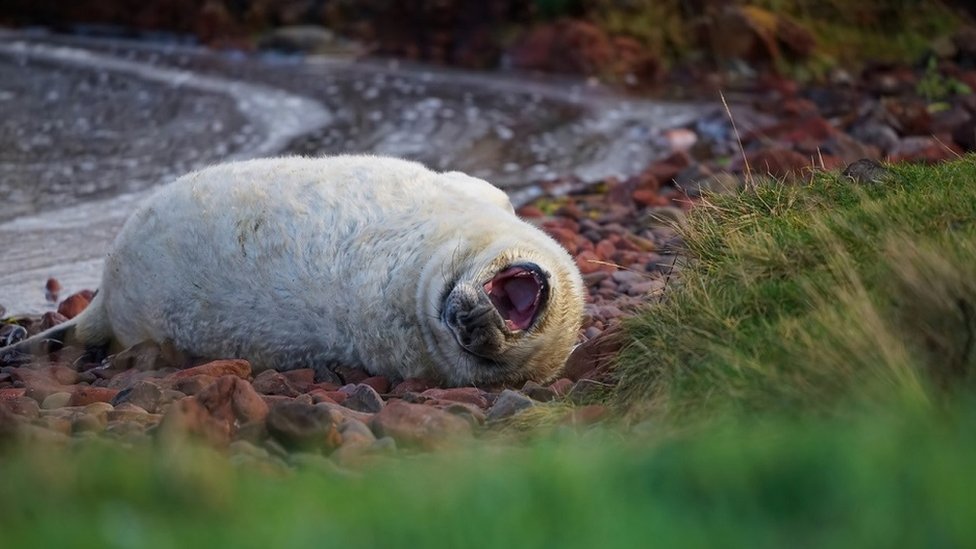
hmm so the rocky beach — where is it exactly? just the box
[3,13,976,467]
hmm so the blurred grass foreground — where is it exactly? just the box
[3,156,976,547]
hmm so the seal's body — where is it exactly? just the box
[10,156,585,386]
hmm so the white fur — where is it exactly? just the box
[87,155,584,384]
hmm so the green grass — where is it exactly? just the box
[3,157,976,547]
[616,157,976,419]
[3,404,976,548]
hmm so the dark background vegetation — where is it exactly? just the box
[2,0,973,84]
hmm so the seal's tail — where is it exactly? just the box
[0,292,112,361]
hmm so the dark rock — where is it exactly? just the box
[850,122,900,154]
[252,369,301,397]
[562,325,625,381]
[307,365,342,385]
[521,381,556,402]
[265,401,341,452]
[342,383,385,413]
[486,389,535,422]
[112,380,163,413]
[842,159,891,185]
[370,400,471,450]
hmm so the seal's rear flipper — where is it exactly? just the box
[0,322,76,365]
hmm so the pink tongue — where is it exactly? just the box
[484,267,542,331]
[505,277,539,312]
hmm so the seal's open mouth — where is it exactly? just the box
[484,264,547,332]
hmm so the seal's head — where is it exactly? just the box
[419,236,585,386]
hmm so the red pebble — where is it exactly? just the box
[362,376,391,394]
[45,278,62,303]
[68,386,120,407]
[57,292,91,319]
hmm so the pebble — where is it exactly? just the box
[420,387,489,408]
[156,397,232,447]
[342,383,385,413]
[252,369,301,397]
[486,389,535,422]
[57,291,92,319]
[68,386,119,407]
[72,413,106,433]
[520,381,556,402]
[83,402,114,417]
[370,400,472,450]
[41,391,72,410]
[3,396,40,419]
[196,375,269,426]
[280,369,316,392]
[265,401,341,452]
[112,380,163,413]
[169,359,251,381]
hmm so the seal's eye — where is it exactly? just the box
[483,263,548,332]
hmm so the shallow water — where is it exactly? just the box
[0,30,709,314]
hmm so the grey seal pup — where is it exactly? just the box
[5,155,585,386]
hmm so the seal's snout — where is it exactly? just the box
[442,284,503,358]
[483,262,549,332]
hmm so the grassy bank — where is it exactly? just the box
[617,156,976,420]
[3,157,976,547]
